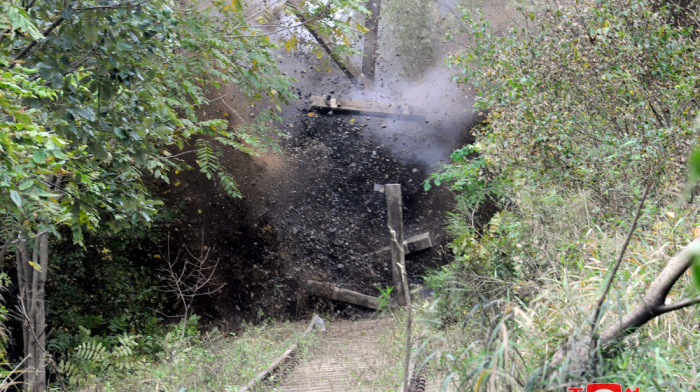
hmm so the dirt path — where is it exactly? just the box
[278,318,403,391]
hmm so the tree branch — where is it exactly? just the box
[591,183,649,335]
[14,17,64,61]
[599,236,700,343]
[654,295,700,315]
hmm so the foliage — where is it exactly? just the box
[53,328,144,389]
[0,0,368,246]
[422,183,700,390]
[420,0,700,389]
[87,318,318,391]
[282,0,370,62]
[46,211,175,343]
[441,0,700,202]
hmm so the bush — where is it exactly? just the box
[442,0,700,203]
[420,0,700,389]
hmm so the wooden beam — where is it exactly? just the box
[308,280,382,310]
[385,184,405,299]
[362,232,434,259]
[307,95,426,119]
[285,1,369,85]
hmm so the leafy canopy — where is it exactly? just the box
[435,0,700,202]
[1,0,366,244]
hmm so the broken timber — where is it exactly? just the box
[307,280,382,310]
[307,95,426,120]
[285,1,369,86]
[385,184,406,299]
[363,232,434,259]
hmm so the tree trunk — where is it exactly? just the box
[16,232,48,392]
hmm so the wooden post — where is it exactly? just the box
[361,0,381,83]
[385,184,405,299]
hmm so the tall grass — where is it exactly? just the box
[75,319,319,392]
[421,181,700,391]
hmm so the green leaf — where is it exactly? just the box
[18,180,33,191]
[10,190,21,208]
[688,147,700,188]
[85,23,99,42]
[693,255,700,290]
[32,149,47,163]
[5,6,44,40]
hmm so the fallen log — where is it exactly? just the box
[307,280,382,310]
[308,95,426,119]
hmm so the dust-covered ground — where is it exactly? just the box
[154,0,515,328]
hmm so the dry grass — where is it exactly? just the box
[421,182,700,391]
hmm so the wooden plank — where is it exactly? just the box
[285,1,369,86]
[361,232,434,259]
[308,280,382,310]
[239,315,320,392]
[385,184,405,299]
[307,95,426,119]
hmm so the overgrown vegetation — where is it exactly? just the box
[422,0,700,390]
[1,0,369,388]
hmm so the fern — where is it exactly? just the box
[55,332,144,388]
[218,173,241,198]
[195,139,243,198]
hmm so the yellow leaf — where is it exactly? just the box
[28,261,42,272]
[174,180,181,186]
[231,0,240,11]
[308,112,314,117]
[342,35,351,46]
[175,170,179,174]
[693,227,700,237]
[50,197,58,203]
[350,118,355,124]
[224,112,229,117]
[357,23,369,34]
[154,254,161,259]
[666,211,676,219]
[223,4,230,10]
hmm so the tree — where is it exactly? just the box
[444,0,700,202]
[1,0,367,389]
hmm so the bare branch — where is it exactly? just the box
[655,295,700,314]
[600,236,700,343]
[591,183,649,335]
[156,232,223,341]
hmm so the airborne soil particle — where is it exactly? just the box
[152,0,517,328]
